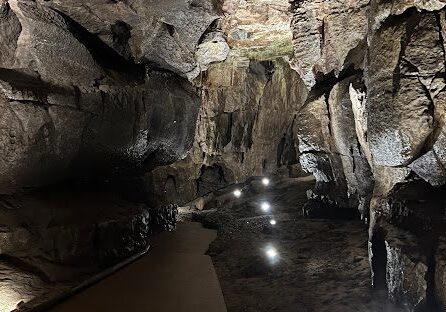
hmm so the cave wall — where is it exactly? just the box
[147,57,307,206]
[0,0,221,278]
[0,0,220,194]
[290,0,446,309]
[144,0,309,206]
[2,0,446,309]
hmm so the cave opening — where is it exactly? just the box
[1,0,446,312]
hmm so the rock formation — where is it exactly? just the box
[290,1,446,310]
[0,0,211,286]
[1,0,446,310]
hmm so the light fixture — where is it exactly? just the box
[260,201,271,212]
[265,246,278,259]
[261,177,270,186]
[233,189,242,198]
[269,219,277,225]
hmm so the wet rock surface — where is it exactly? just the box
[193,177,403,312]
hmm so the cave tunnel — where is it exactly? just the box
[1,1,446,312]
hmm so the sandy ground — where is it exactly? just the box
[195,177,404,312]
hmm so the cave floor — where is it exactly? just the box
[12,177,406,312]
[194,177,404,312]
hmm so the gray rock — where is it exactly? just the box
[195,31,230,72]
[384,226,428,310]
[409,151,446,186]
[35,0,219,78]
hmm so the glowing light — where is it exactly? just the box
[265,246,278,259]
[260,201,271,212]
[261,177,270,186]
[270,219,277,225]
[0,286,25,312]
[233,189,242,198]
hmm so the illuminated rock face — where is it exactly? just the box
[289,1,446,309]
[221,0,293,59]
[16,0,220,79]
[145,0,306,206]
[147,59,308,206]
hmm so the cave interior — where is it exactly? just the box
[1,0,446,311]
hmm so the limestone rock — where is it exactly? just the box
[152,204,179,232]
[0,1,21,68]
[32,0,220,79]
[195,31,230,71]
[409,151,446,186]
[328,77,374,205]
[222,0,293,60]
[368,0,446,35]
[434,129,446,167]
[384,225,428,310]
[365,13,440,167]
[295,77,373,213]
[290,0,369,88]
[147,59,308,206]
[435,237,446,310]
[0,262,48,312]
[0,70,200,193]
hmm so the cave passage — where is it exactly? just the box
[2,1,446,312]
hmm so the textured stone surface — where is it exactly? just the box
[0,70,200,193]
[0,1,21,68]
[366,12,440,167]
[30,0,220,79]
[0,261,47,312]
[0,193,150,276]
[0,3,205,194]
[408,151,446,186]
[291,0,369,88]
[3,0,446,310]
[296,76,373,214]
[287,2,446,309]
[0,1,220,307]
[435,237,446,310]
[222,0,293,60]
[384,226,428,310]
[147,58,308,206]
